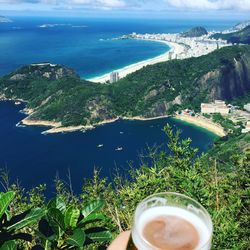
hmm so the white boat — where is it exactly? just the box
[97,144,104,148]
[115,147,123,151]
[120,131,124,134]
[15,101,21,105]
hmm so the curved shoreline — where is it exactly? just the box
[174,115,226,137]
[88,40,185,83]
[19,113,224,137]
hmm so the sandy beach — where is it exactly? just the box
[174,114,226,137]
[88,40,185,83]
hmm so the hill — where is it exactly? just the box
[211,25,250,44]
[0,46,250,129]
[181,26,208,37]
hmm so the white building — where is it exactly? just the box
[244,103,250,113]
[110,71,120,83]
[201,100,230,115]
[242,121,250,133]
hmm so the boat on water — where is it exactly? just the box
[115,147,123,151]
[120,131,124,134]
[97,144,104,148]
[15,101,21,105]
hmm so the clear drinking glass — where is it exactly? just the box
[131,192,213,250]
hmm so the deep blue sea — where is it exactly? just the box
[0,17,236,194]
[0,101,217,194]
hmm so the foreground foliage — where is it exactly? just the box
[0,193,112,249]
[0,127,249,249]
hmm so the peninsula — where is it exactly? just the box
[0,45,250,135]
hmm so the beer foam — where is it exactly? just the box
[133,206,211,250]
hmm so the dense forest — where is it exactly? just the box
[0,45,250,127]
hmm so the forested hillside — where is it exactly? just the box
[0,46,250,128]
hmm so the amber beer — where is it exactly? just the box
[127,193,213,250]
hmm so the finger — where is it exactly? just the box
[108,230,131,250]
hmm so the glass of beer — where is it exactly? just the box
[130,192,213,250]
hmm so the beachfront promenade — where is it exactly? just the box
[89,32,230,83]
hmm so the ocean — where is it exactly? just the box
[0,17,239,78]
[0,17,236,194]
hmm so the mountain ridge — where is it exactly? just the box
[211,25,250,44]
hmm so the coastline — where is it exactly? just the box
[18,112,225,137]
[88,40,185,83]
[2,99,224,137]
[19,115,170,134]
[174,114,226,137]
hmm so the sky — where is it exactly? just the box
[0,0,250,19]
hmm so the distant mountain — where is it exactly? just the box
[211,25,250,44]
[229,20,250,33]
[0,46,250,128]
[0,15,12,23]
[181,26,208,38]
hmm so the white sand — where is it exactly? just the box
[175,115,226,137]
[88,40,185,83]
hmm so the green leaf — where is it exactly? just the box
[64,206,80,229]
[86,230,113,242]
[79,213,106,225]
[47,197,66,212]
[0,240,17,250]
[82,200,104,218]
[66,228,85,248]
[47,208,65,231]
[7,208,45,231]
[0,192,15,219]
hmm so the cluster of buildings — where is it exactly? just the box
[201,100,250,133]
[127,32,230,61]
[201,100,230,115]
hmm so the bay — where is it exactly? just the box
[0,101,217,194]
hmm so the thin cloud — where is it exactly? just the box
[1,0,250,12]
[166,0,250,11]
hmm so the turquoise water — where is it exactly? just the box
[0,17,238,78]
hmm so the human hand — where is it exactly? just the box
[107,230,131,250]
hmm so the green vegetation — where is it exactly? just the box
[231,92,250,109]
[181,26,208,37]
[0,126,249,249]
[212,113,238,133]
[0,45,250,127]
[0,191,112,249]
[211,25,250,44]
